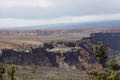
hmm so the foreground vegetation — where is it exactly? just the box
[87,42,120,80]
[0,65,88,80]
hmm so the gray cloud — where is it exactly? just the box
[0,0,120,27]
[0,0,120,19]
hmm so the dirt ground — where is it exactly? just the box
[0,33,89,49]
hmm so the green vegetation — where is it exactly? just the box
[87,69,120,80]
[92,42,107,65]
[87,59,120,80]
[0,64,5,80]
[30,65,38,73]
[87,42,120,80]
[107,59,120,71]
[6,64,17,80]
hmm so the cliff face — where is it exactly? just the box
[0,48,52,66]
[0,39,98,70]
[47,47,96,70]
[91,33,120,50]
[44,40,98,70]
[1,32,119,70]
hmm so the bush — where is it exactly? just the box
[88,42,120,80]
[6,64,17,80]
[107,70,120,80]
[87,70,120,80]
[0,64,5,80]
[107,59,120,71]
[92,42,107,64]
[30,65,38,73]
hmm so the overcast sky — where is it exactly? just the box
[0,0,120,27]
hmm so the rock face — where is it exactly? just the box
[2,32,120,70]
[47,47,96,70]
[0,39,98,70]
[0,48,52,66]
[91,33,120,51]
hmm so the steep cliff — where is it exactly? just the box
[0,47,52,66]
[2,32,119,70]
[0,39,99,70]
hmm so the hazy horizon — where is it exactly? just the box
[0,0,120,28]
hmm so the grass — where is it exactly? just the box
[3,66,89,80]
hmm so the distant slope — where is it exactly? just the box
[1,20,120,30]
[27,20,120,30]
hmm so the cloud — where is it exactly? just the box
[0,0,120,8]
[0,0,53,8]
[0,0,120,20]
[0,13,120,27]
[0,0,120,28]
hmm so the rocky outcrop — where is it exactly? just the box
[0,39,98,70]
[0,47,52,66]
[47,47,95,70]
[0,32,119,70]
[91,33,120,50]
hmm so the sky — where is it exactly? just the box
[0,0,120,28]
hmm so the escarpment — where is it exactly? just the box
[0,38,99,70]
[0,47,52,66]
[1,32,119,70]
[45,40,97,70]
[91,33,120,50]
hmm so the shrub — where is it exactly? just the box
[0,64,5,80]
[107,70,120,80]
[30,65,38,73]
[107,59,120,71]
[87,70,120,80]
[92,42,107,64]
[6,64,17,80]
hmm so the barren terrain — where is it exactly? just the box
[0,31,90,49]
[0,27,119,49]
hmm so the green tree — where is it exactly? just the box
[0,64,5,80]
[6,64,16,80]
[92,42,107,65]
